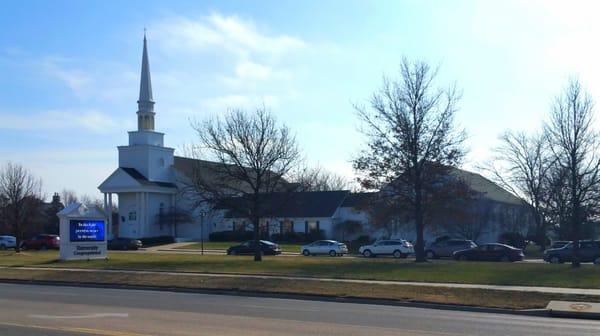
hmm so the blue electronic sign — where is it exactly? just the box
[69,220,105,242]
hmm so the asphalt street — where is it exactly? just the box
[1,283,599,336]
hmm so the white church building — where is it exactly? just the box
[98,36,532,244]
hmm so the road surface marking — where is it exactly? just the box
[30,313,129,319]
[0,322,150,336]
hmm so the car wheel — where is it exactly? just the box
[329,250,337,257]
[302,249,310,256]
[40,245,48,251]
[426,250,436,259]
[500,256,510,262]
[362,249,373,258]
[459,255,468,261]
[20,244,27,251]
[0,244,6,251]
[550,256,562,264]
[593,256,600,265]
[393,250,404,259]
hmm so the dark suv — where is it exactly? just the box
[426,239,477,259]
[543,240,600,264]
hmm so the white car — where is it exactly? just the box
[301,240,348,257]
[0,235,17,250]
[359,239,414,258]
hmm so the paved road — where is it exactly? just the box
[1,283,600,336]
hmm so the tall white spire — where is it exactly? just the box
[137,31,155,131]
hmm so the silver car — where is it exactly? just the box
[0,235,17,250]
[301,240,348,257]
[359,240,414,258]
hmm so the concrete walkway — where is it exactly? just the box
[3,265,600,297]
[141,242,192,251]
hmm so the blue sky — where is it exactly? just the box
[2,0,600,200]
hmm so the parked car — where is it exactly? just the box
[453,243,524,262]
[108,237,142,250]
[227,240,282,255]
[0,235,16,250]
[20,234,60,250]
[550,240,571,249]
[543,240,600,264]
[358,239,414,258]
[301,240,348,257]
[426,239,477,259]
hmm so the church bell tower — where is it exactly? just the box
[137,33,155,131]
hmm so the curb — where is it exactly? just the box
[0,278,550,318]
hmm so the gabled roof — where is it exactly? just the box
[450,168,523,205]
[382,166,525,206]
[219,190,350,219]
[98,167,176,193]
[340,192,377,208]
[121,167,176,188]
[173,156,290,193]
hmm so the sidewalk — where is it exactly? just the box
[3,265,600,297]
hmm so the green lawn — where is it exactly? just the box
[175,242,303,253]
[1,267,596,309]
[523,244,545,259]
[2,250,600,289]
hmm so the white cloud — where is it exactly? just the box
[200,94,280,113]
[152,13,306,59]
[0,109,129,133]
[40,57,92,94]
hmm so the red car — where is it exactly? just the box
[20,234,60,250]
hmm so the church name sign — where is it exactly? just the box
[58,204,108,261]
[69,219,105,242]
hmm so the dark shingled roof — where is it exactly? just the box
[121,167,177,189]
[173,156,290,193]
[219,190,351,218]
[450,168,523,205]
[340,192,377,208]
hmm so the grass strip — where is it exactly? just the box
[1,267,598,310]
[2,251,600,289]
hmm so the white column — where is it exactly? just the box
[139,192,147,238]
[138,192,144,238]
[103,193,109,238]
[108,193,113,239]
[136,192,141,237]
[170,194,176,237]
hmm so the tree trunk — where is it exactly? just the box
[13,206,21,253]
[571,205,581,268]
[414,180,426,263]
[536,215,546,251]
[253,216,262,262]
[571,161,581,268]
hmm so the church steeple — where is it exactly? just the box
[137,32,155,131]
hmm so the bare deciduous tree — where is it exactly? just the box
[0,163,43,252]
[293,165,352,191]
[545,78,600,268]
[440,198,493,242]
[60,189,78,206]
[188,107,300,261]
[353,58,466,262]
[484,131,554,250]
